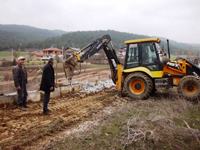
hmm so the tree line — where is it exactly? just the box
[0,24,66,51]
[0,24,199,56]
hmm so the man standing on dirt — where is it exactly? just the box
[13,56,29,110]
[40,58,55,115]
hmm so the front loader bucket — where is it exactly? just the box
[63,55,77,80]
[186,60,200,78]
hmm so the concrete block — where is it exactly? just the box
[73,85,81,93]
[51,87,60,98]
[60,86,72,96]
[27,91,41,102]
[0,95,17,105]
[60,84,81,96]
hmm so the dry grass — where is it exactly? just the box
[47,90,200,150]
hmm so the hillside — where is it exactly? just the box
[0,24,200,56]
[48,30,151,49]
[0,24,67,50]
[31,30,198,55]
[159,37,200,50]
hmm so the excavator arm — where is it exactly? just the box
[63,34,122,88]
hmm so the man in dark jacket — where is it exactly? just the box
[40,58,55,115]
[13,56,29,110]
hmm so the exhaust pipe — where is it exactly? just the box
[167,39,170,59]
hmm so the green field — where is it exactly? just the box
[170,56,177,60]
[0,51,28,57]
[169,55,187,61]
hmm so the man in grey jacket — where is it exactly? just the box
[13,56,29,110]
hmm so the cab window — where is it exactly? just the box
[126,44,139,68]
[141,42,159,70]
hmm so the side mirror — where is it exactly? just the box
[150,44,154,52]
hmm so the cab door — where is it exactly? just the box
[124,43,139,69]
[124,42,163,71]
[140,42,163,71]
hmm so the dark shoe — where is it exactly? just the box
[23,103,30,108]
[47,109,52,112]
[18,105,27,111]
[44,111,52,115]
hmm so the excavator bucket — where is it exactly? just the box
[63,55,77,81]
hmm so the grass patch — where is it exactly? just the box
[49,92,200,150]
[0,51,28,57]
[170,55,187,61]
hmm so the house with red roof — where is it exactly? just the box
[41,47,63,60]
[116,49,126,56]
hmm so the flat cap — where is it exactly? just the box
[18,56,26,60]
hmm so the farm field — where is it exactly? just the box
[170,55,187,60]
[1,87,200,150]
[0,51,199,150]
[0,63,200,150]
[0,51,28,57]
[0,51,29,62]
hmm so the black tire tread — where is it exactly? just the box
[124,72,153,100]
[177,76,200,100]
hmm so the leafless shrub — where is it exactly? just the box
[3,72,13,81]
[123,118,154,149]
[120,97,200,149]
[1,61,12,67]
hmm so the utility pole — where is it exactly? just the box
[62,46,64,61]
[18,43,21,57]
[12,49,13,61]
[18,47,20,57]
[56,52,58,86]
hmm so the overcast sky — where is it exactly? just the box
[0,0,200,44]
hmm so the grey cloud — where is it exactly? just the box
[0,0,200,43]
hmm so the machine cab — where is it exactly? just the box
[124,38,163,71]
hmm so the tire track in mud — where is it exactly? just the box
[0,88,120,149]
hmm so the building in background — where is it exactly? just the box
[116,49,126,56]
[41,47,63,61]
[63,47,80,59]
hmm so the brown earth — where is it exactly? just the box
[0,64,116,150]
[0,87,128,150]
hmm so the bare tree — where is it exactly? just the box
[193,48,199,57]
[28,52,34,60]
[13,51,18,58]
[175,48,181,56]
[187,46,192,61]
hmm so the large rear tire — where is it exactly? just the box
[177,76,200,100]
[124,72,153,99]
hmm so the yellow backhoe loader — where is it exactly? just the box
[63,35,200,100]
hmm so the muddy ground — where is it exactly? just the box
[0,87,129,150]
[0,64,117,149]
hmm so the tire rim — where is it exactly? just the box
[129,79,145,95]
[184,82,197,94]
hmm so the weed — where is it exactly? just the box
[49,95,200,150]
